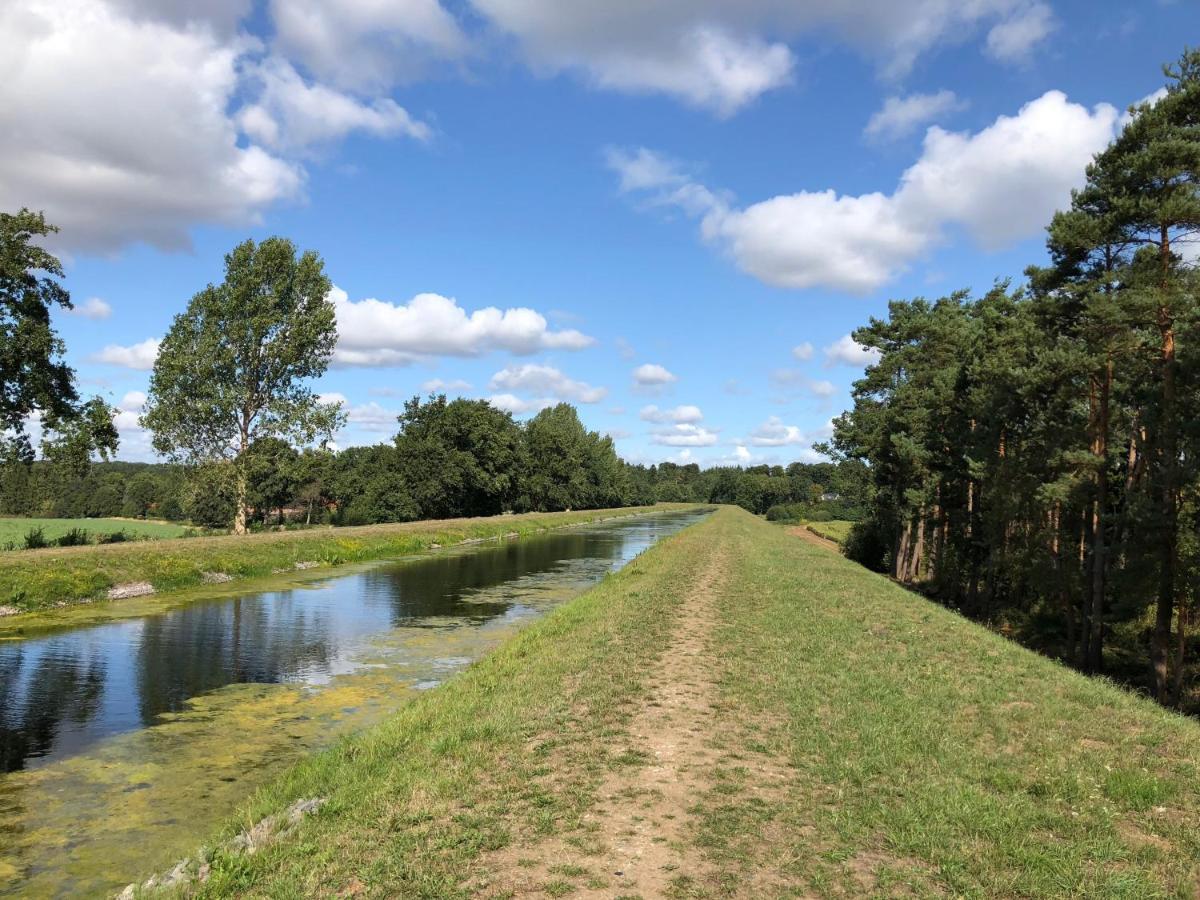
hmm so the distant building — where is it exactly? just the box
[820,492,840,502]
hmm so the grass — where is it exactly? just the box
[0,516,188,547]
[804,519,852,545]
[0,505,673,617]
[141,506,1200,898]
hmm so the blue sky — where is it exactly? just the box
[4,0,1196,465]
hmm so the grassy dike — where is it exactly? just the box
[144,506,1200,898]
[0,505,672,619]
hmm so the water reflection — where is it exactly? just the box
[0,511,705,773]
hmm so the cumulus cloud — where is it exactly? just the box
[236,57,431,152]
[489,364,607,403]
[331,287,594,366]
[470,0,1057,114]
[612,91,1120,293]
[640,404,703,424]
[652,423,719,447]
[92,338,160,370]
[749,416,807,447]
[488,393,554,415]
[70,297,113,320]
[0,0,439,253]
[791,342,814,361]
[864,89,965,141]
[632,363,678,387]
[0,0,305,252]
[270,0,467,92]
[345,401,399,431]
[824,335,881,367]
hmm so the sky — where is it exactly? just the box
[2,0,1196,467]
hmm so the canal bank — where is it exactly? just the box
[129,506,1200,898]
[0,505,683,621]
[0,509,710,897]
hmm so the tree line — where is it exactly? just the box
[829,49,1200,709]
[0,417,866,529]
[1,207,865,532]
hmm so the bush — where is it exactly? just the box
[23,527,48,550]
[55,527,91,547]
[844,519,890,572]
[97,530,129,544]
[765,502,834,523]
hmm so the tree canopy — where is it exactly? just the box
[141,237,344,533]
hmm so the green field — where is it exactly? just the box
[131,506,1200,898]
[0,517,189,547]
[805,519,852,545]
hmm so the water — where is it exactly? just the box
[0,509,707,896]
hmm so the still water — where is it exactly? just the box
[0,509,707,897]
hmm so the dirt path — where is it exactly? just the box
[472,546,732,897]
[786,525,840,553]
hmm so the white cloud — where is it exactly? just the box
[791,342,814,361]
[985,2,1055,64]
[640,404,703,424]
[864,89,965,141]
[0,0,304,252]
[808,379,837,398]
[824,335,881,368]
[749,416,806,447]
[489,363,607,403]
[420,378,473,393]
[470,1,1055,114]
[652,423,719,447]
[632,363,677,386]
[92,338,160,370]
[331,287,594,366]
[734,444,752,463]
[614,91,1120,293]
[70,297,113,320]
[615,337,636,360]
[270,0,467,92]
[345,401,399,431]
[236,57,431,152]
[488,393,554,415]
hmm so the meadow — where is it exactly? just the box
[804,519,852,545]
[0,516,189,547]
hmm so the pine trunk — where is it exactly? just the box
[1153,226,1177,702]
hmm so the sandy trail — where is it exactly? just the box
[473,545,732,897]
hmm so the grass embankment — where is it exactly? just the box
[0,505,669,617]
[151,506,1199,898]
[0,516,189,546]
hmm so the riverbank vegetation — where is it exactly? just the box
[137,507,1200,898]
[0,506,667,619]
[829,49,1200,712]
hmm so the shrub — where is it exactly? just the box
[23,527,48,550]
[55,527,92,547]
[97,530,130,544]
